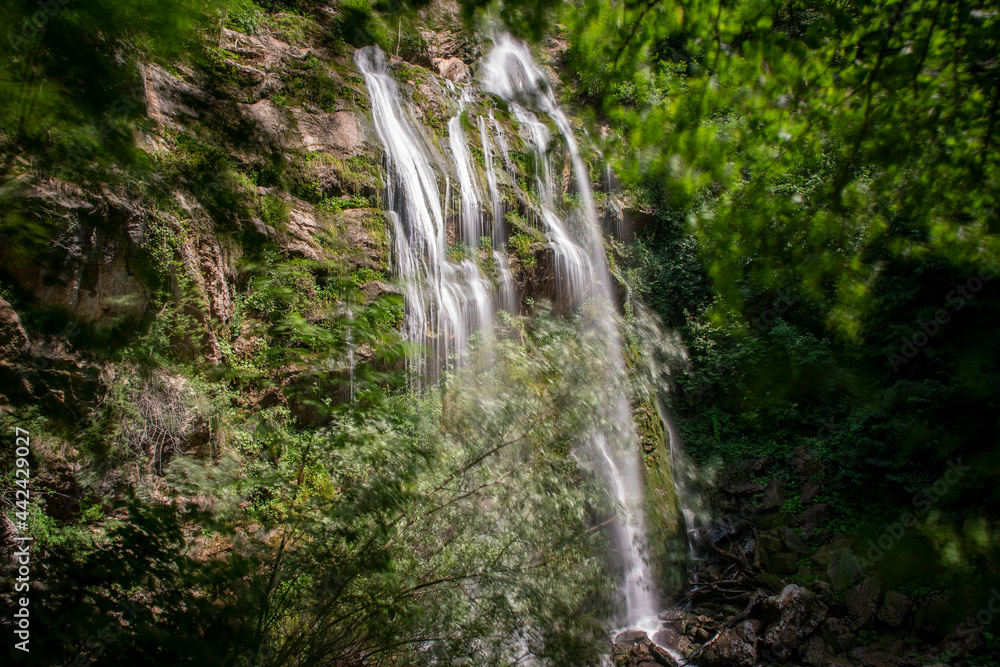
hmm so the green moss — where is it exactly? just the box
[278,57,346,113]
[637,399,686,597]
[306,153,383,198]
[259,194,290,228]
[266,12,317,46]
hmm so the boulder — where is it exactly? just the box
[827,547,862,590]
[741,454,774,473]
[699,620,757,667]
[846,577,883,629]
[761,584,828,650]
[759,478,784,512]
[780,526,812,555]
[432,57,469,82]
[612,630,678,667]
[801,480,823,504]
[801,634,830,665]
[877,591,913,627]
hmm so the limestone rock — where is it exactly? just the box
[432,57,469,82]
[291,108,365,155]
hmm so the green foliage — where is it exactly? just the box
[317,194,371,212]
[0,0,228,174]
[447,241,475,262]
[226,0,265,34]
[509,232,538,270]
[564,0,998,336]
[258,194,290,227]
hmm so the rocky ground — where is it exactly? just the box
[612,451,997,667]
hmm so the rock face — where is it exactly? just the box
[291,108,365,154]
[0,181,150,327]
[0,297,29,358]
[699,621,757,667]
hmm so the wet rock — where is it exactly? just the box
[780,526,812,555]
[846,577,883,629]
[827,547,862,590]
[761,584,828,649]
[877,591,913,627]
[614,630,645,645]
[0,297,29,359]
[705,515,741,545]
[699,620,757,667]
[759,478,784,512]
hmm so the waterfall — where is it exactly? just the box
[355,47,492,380]
[483,33,659,627]
[356,34,661,629]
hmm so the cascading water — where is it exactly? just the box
[482,33,660,627]
[355,47,492,379]
[355,33,670,637]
